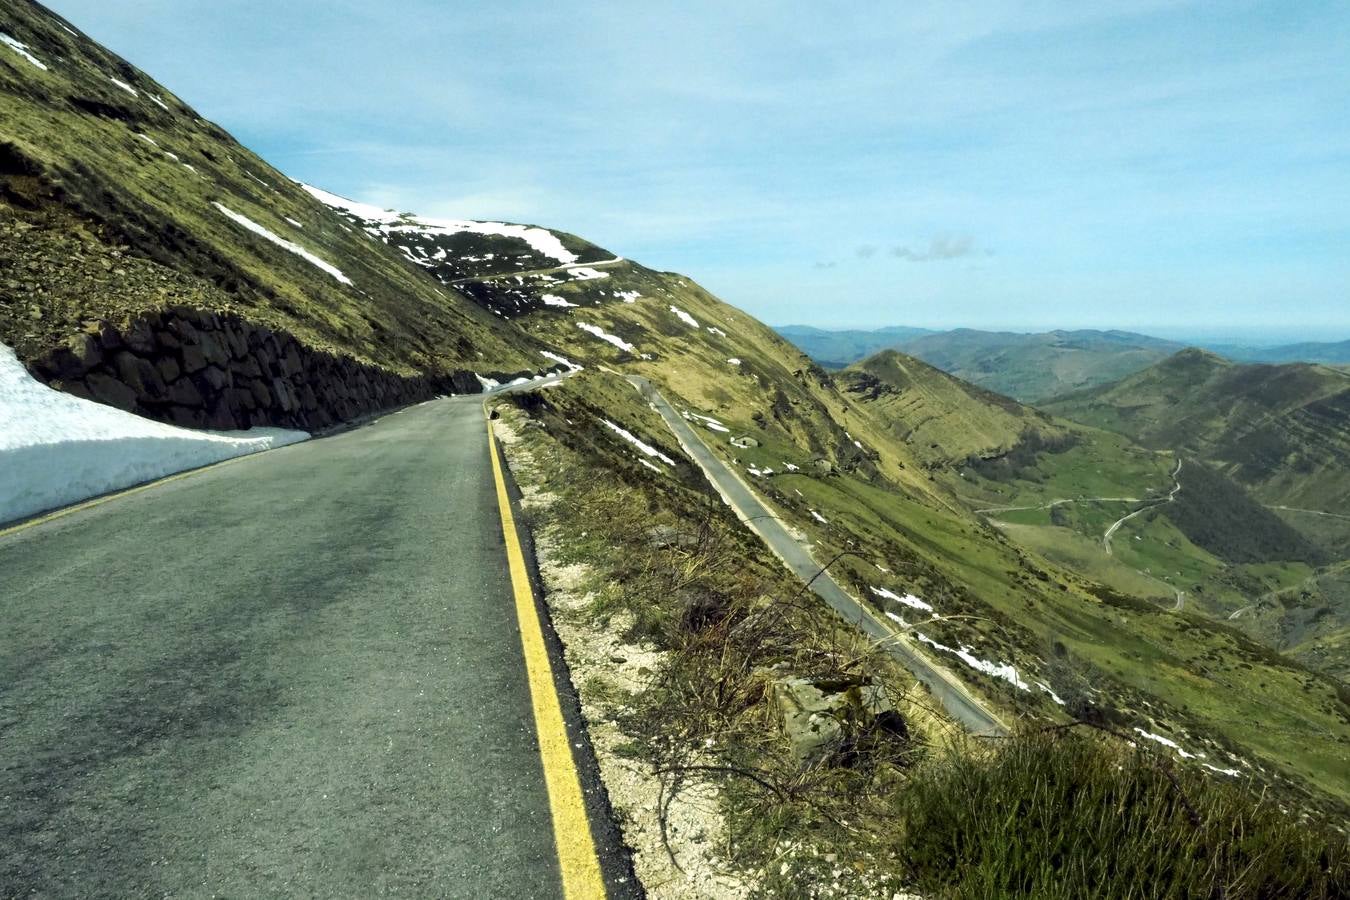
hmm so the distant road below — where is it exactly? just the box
[628,375,1008,738]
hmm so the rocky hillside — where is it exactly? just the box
[0,2,589,429]
[1046,349,1350,511]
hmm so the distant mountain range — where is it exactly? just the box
[777,325,1350,402]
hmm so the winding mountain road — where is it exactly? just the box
[1103,457,1183,556]
[0,388,631,898]
[627,376,1008,738]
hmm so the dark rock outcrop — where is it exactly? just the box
[27,309,489,432]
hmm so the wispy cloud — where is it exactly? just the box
[890,235,982,262]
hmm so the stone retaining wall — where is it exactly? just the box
[27,309,490,432]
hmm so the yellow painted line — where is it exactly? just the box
[0,454,251,540]
[485,411,607,899]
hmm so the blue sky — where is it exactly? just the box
[47,1,1350,340]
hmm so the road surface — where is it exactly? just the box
[0,390,631,897]
[627,376,1008,738]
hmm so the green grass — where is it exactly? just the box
[897,729,1347,899]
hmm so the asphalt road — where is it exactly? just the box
[0,391,629,897]
[627,376,1008,737]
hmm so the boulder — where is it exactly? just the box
[113,351,166,400]
[82,371,138,412]
[164,376,204,408]
[772,675,900,768]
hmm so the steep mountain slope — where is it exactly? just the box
[0,2,583,431]
[4,0,1346,823]
[1045,349,1350,512]
[773,324,933,368]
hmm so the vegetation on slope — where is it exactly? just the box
[1164,460,1327,566]
[501,375,1348,898]
[0,2,546,375]
[1045,348,1350,511]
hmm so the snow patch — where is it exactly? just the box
[150,94,170,112]
[602,419,675,466]
[810,510,828,524]
[577,322,635,353]
[541,294,578,308]
[213,203,352,285]
[566,266,609,281]
[0,343,306,525]
[707,327,727,338]
[869,586,933,612]
[669,305,699,328]
[915,633,1030,691]
[615,290,641,303]
[300,183,580,264]
[1132,728,1197,760]
[284,216,303,229]
[1,33,48,70]
[108,76,138,97]
[540,350,582,372]
[727,358,742,366]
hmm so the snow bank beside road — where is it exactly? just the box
[0,344,307,525]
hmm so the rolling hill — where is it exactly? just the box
[777,325,1185,401]
[1044,349,1350,513]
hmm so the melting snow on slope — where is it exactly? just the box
[301,184,580,265]
[682,411,730,433]
[869,586,933,612]
[615,290,641,303]
[602,419,676,466]
[915,633,1030,692]
[1132,728,1197,760]
[0,343,307,525]
[540,350,582,372]
[810,510,829,524]
[566,266,609,281]
[541,294,578,308]
[1,33,48,70]
[707,327,727,338]
[577,322,635,353]
[727,358,742,366]
[213,203,353,285]
[1201,762,1240,777]
[669,305,699,328]
[109,76,138,97]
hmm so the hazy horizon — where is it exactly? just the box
[772,320,1349,346]
[45,1,1350,342]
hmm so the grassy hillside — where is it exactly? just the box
[834,349,1066,469]
[1045,349,1350,512]
[776,326,1182,399]
[0,2,557,377]
[893,328,1184,401]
